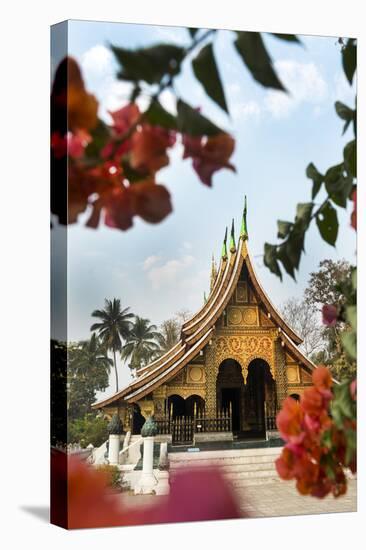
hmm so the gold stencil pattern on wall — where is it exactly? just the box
[228,307,242,325]
[236,283,248,303]
[242,307,257,325]
[286,365,300,383]
[187,365,205,383]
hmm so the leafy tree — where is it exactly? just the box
[281,297,324,357]
[67,333,112,421]
[91,298,134,391]
[156,318,180,356]
[264,39,356,281]
[305,259,352,308]
[68,413,109,447]
[121,316,160,371]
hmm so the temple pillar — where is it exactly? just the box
[274,337,288,411]
[204,344,217,417]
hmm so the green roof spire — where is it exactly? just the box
[221,226,228,260]
[240,195,248,240]
[229,219,236,253]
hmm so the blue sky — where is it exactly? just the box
[53,21,356,392]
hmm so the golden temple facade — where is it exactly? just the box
[93,199,316,443]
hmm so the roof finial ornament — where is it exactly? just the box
[221,226,228,260]
[210,254,217,292]
[229,219,236,254]
[240,195,248,240]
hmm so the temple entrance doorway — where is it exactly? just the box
[131,404,145,435]
[244,358,276,437]
[216,359,244,433]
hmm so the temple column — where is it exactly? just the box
[274,337,288,411]
[205,344,217,417]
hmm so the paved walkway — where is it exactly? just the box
[234,479,357,518]
[117,479,356,520]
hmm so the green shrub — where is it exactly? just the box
[68,413,109,447]
[96,465,121,488]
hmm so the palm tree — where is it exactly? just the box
[121,317,160,372]
[156,318,180,356]
[67,333,113,418]
[90,298,134,392]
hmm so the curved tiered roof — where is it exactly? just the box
[93,198,309,409]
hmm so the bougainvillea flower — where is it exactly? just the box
[183,133,236,186]
[103,186,134,231]
[312,366,332,391]
[51,451,243,529]
[276,396,304,443]
[322,304,338,326]
[275,446,295,480]
[109,103,140,136]
[301,387,327,418]
[67,130,92,158]
[66,58,98,132]
[130,125,176,173]
[130,180,172,224]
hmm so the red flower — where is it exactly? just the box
[322,304,338,326]
[275,447,296,480]
[183,133,236,186]
[109,103,140,136]
[276,397,304,443]
[51,451,243,529]
[67,130,92,158]
[312,366,332,391]
[130,125,176,174]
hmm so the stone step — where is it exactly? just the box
[229,476,280,488]
[224,468,277,480]
[170,459,277,471]
[169,455,279,467]
[169,446,281,461]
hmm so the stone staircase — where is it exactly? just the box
[168,447,282,488]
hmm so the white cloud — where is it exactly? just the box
[143,255,161,271]
[145,254,195,290]
[81,45,133,122]
[264,60,328,118]
[232,99,261,120]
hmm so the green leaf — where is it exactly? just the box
[192,43,229,113]
[271,33,302,44]
[277,242,296,279]
[263,243,282,279]
[111,43,184,84]
[335,101,354,135]
[84,120,110,159]
[316,201,339,246]
[342,39,357,85]
[295,202,314,229]
[145,100,178,130]
[341,330,356,360]
[324,163,353,208]
[346,305,357,330]
[344,140,356,178]
[188,28,199,39]
[277,220,293,239]
[177,100,224,136]
[234,32,286,91]
[306,162,323,199]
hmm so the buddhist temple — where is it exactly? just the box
[93,198,317,445]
